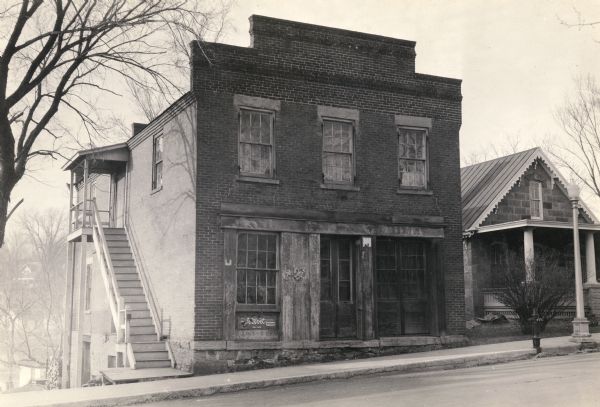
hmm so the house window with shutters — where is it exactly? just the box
[236,232,278,306]
[398,127,427,188]
[239,109,274,178]
[529,180,543,219]
[152,134,163,190]
[322,119,354,184]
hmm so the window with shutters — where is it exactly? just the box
[322,119,354,184]
[398,127,427,188]
[239,109,274,178]
[236,232,278,306]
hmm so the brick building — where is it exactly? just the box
[62,15,464,387]
[462,147,600,321]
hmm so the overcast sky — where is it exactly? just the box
[9,0,600,225]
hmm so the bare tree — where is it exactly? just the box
[0,209,67,390]
[549,75,600,197]
[0,0,231,247]
[461,134,525,166]
[0,230,33,390]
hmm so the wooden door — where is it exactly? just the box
[320,236,356,339]
[113,172,125,227]
[376,238,429,336]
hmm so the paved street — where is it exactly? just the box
[142,352,600,407]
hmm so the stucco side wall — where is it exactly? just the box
[126,103,197,368]
[84,248,118,378]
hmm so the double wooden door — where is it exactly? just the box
[375,238,430,336]
[320,236,356,339]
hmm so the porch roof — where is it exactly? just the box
[474,218,600,234]
[62,142,129,172]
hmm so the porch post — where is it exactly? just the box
[68,171,74,233]
[82,159,89,228]
[523,228,534,281]
[585,232,597,285]
[566,182,591,341]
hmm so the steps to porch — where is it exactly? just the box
[103,228,173,370]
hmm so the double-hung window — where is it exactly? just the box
[398,127,427,188]
[152,134,163,190]
[239,109,274,178]
[236,232,278,306]
[530,180,543,219]
[322,119,354,184]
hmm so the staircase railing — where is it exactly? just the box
[125,219,175,367]
[90,199,130,351]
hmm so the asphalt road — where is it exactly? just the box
[141,352,600,407]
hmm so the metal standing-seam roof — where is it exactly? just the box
[461,147,598,232]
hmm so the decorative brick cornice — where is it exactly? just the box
[192,43,462,102]
[250,15,416,60]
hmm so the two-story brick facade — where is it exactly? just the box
[62,15,464,387]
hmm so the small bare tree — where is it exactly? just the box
[496,250,574,334]
[0,0,231,247]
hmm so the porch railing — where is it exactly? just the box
[482,288,584,319]
[70,199,111,232]
[90,199,133,366]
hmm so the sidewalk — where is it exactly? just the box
[2,334,599,407]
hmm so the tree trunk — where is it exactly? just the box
[0,186,12,247]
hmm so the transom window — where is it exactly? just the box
[398,127,427,188]
[239,109,274,177]
[322,119,354,184]
[152,134,163,190]
[236,232,278,305]
[529,180,543,219]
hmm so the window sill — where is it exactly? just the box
[396,188,433,196]
[236,175,280,185]
[150,185,163,195]
[320,183,360,192]
[236,304,280,312]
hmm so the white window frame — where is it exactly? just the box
[235,231,279,308]
[238,108,275,179]
[529,180,543,220]
[397,126,428,189]
[152,134,163,191]
[321,117,356,185]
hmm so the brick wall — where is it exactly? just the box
[192,16,464,340]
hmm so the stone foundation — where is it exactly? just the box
[170,340,194,372]
[192,336,467,375]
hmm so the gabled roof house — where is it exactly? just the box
[462,147,600,320]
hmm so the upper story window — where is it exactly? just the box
[152,134,163,190]
[398,127,427,188]
[322,119,354,184]
[529,180,543,219]
[239,109,274,178]
[236,232,278,306]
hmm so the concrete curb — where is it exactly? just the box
[2,341,597,407]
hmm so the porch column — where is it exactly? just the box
[523,228,534,281]
[585,232,597,285]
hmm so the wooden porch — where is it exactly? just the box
[63,143,129,242]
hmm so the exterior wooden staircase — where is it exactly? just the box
[104,228,173,369]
